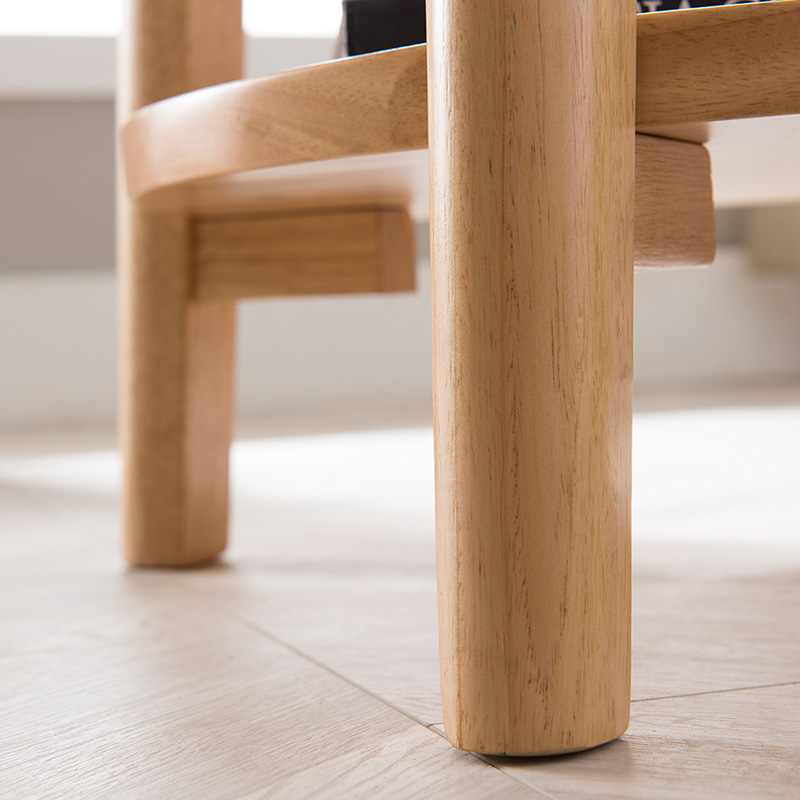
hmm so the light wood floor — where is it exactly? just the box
[2,388,799,799]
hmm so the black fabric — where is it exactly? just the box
[343,0,426,56]
[637,0,773,9]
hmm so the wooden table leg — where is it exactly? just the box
[118,0,242,566]
[427,0,636,755]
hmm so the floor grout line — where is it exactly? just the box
[477,756,561,800]
[167,578,432,722]
[426,726,561,800]
[169,576,558,799]
[631,680,800,704]
[168,573,800,799]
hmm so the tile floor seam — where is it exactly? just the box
[165,576,438,726]
[477,757,561,800]
[167,577,558,798]
[166,575,800,798]
[425,728,559,800]
[631,679,800,704]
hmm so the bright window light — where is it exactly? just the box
[0,1,121,36]
[244,0,342,38]
[0,0,342,38]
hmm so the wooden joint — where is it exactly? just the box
[635,134,716,268]
[191,207,416,301]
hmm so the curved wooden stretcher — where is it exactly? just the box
[119,0,800,756]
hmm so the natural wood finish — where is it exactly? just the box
[121,207,236,566]
[427,0,635,755]
[129,139,716,270]
[636,0,800,129]
[119,0,242,567]
[378,208,418,292]
[113,0,799,768]
[192,208,416,301]
[123,0,242,110]
[624,114,800,208]
[122,45,428,199]
[634,135,715,268]
[185,150,431,218]
[122,2,800,206]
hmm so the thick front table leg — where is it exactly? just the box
[427,0,636,755]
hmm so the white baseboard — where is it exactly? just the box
[3,246,800,430]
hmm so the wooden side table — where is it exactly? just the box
[118,0,800,756]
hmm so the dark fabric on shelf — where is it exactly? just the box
[637,0,773,9]
[343,0,426,57]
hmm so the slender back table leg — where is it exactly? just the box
[118,0,242,566]
[427,0,636,755]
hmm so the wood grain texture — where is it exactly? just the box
[636,0,800,128]
[119,0,241,567]
[121,207,235,566]
[631,113,800,208]
[427,0,635,756]
[634,135,715,268]
[185,149,431,218]
[121,2,800,206]
[127,140,716,270]
[192,208,416,301]
[122,45,428,199]
[182,142,715,270]
[121,0,242,112]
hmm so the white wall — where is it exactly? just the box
[3,246,800,430]
[633,246,800,385]
[0,35,337,100]
[0,266,434,429]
